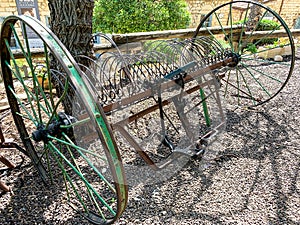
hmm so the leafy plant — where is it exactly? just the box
[143,39,180,64]
[216,39,231,50]
[93,0,191,33]
[264,37,292,50]
[234,18,279,29]
[246,43,258,53]
[234,18,280,45]
[275,37,292,47]
[257,19,280,31]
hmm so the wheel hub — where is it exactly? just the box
[32,112,76,143]
[225,51,241,67]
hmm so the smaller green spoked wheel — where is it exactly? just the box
[0,15,127,224]
[194,0,295,107]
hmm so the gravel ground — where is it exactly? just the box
[0,50,300,225]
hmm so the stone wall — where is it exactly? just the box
[36,0,49,25]
[186,0,223,27]
[274,0,300,27]
[186,0,300,29]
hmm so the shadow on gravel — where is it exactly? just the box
[119,108,299,224]
[0,107,299,225]
[0,159,87,224]
[219,109,298,225]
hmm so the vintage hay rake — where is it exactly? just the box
[0,1,295,224]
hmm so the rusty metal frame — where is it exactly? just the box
[0,124,26,192]
[106,58,230,170]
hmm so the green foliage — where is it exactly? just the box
[216,39,231,50]
[234,18,280,45]
[143,40,177,63]
[257,19,280,45]
[234,18,280,31]
[245,43,258,53]
[257,19,280,31]
[143,40,172,52]
[93,0,191,33]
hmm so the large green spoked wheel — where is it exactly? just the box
[0,15,127,224]
[194,0,295,107]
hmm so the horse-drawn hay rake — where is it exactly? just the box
[0,1,295,224]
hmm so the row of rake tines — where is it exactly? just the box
[76,36,229,105]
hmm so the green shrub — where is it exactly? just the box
[93,0,191,33]
[234,18,280,45]
[257,19,280,45]
[234,18,280,30]
[245,43,258,53]
[257,19,280,31]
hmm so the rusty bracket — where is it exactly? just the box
[0,124,26,192]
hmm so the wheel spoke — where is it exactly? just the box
[48,141,116,215]
[62,133,114,191]
[10,24,53,117]
[63,142,106,219]
[242,9,269,46]
[213,11,234,50]
[4,44,52,120]
[236,66,257,105]
[240,61,284,83]
[235,67,240,104]
[237,2,250,53]
[4,42,40,122]
[7,85,38,125]
[1,15,127,224]
[5,64,52,119]
[47,143,91,214]
[241,56,292,67]
[251,24,282,47]
[194,0,294,107]
[239,62,272,97]
[229,3,234,51]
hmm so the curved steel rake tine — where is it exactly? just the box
[93,32,124,57]
[143,40,181,66]
[131,53,164,80]
[186,37,225,62]
[141,52,172,79]
[76,55,120,102]
[99,53,127,98]
[76,54,125,104]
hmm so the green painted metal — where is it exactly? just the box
[195,0,295,107]
[200,88,211,127]
[237,2,250,54]
[0,15,128,224]
[48,144,90,213]
[6,25,53,117]
[0,1,296,224]
[48,141,116,215]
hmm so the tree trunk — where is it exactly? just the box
[246,0,263,31]
[47,0,95,118]
[48,0,94,61]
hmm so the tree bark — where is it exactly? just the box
[246,0,263,31]
[47,0,94,60]
[47,0,95,118]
